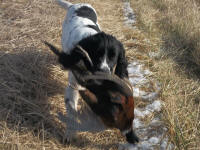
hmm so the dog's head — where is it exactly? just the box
[43,32,128,79]
[78,32,128,78]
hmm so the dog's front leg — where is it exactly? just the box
[65,71,79,111]
[63,100,79,144]
[63,71,80,143]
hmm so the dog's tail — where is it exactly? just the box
[56,0,73,10]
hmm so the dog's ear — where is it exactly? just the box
[114,42,129,79]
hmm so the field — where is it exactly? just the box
[130,0,200,149]
[0,0,200,149]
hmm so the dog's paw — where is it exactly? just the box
[63,130,79,145]
[63,135,74,145]
[63,128,79,144]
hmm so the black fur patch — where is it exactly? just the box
[58,48,94,72]
[45,32,129,79]
[75,6,97,23]
[43,41,93,71]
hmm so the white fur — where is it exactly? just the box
[100,57,110,72]
[64,71,80,110]
[57,0,100,54]
[56,0,101,112]
[56,0,105,142]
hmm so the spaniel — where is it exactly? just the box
[56,0,128,112]
[45,0,137,144]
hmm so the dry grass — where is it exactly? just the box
[0,0,136,149]
[3,0,200,149]
[130,0,200,149]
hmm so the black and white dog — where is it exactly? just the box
[45,0,130,142]
[55,0,129,110]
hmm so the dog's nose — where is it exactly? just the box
[99,58,111,73]
[101,67,111,74]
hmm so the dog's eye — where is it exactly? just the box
[108,50,115,59]
[97,49,105,57]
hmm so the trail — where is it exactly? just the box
[119,1,174,150]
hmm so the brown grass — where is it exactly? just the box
[0,0,136,149]
[3,0,200,149]
[130,0,200,149]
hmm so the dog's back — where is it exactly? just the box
[56,0,101,53]
[56,0,98,24]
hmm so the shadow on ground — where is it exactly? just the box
[0,47,120,149]
[0,48,65,142]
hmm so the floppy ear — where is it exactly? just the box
[115,43,129,79]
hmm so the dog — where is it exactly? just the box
[46,0,131,143]
[56,0,128,110]
[44,41,139,144]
